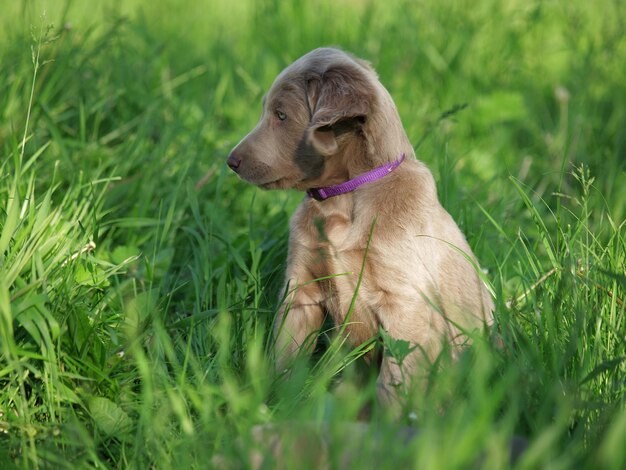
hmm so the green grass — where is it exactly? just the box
[1,0,625,468]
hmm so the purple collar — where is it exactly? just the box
[306,153,406,201]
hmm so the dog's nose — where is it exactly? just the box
[227,153,241,172]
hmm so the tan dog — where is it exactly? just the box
[227,48,493,404]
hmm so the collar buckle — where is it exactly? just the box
[306,188,327,201]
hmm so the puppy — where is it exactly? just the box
[227,48,493,404]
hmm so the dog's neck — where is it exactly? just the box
[302,94,415,199]
[306,154,405,201]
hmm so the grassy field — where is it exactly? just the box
[1,0,625,468]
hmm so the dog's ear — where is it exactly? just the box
[306,65,372,156]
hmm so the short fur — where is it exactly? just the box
[227,48,494,404]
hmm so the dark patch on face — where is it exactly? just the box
[294,132,325,180]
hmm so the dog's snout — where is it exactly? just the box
[227,153,242,172]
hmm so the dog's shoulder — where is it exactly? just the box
[398,158,439,202]
[360,159,440,219]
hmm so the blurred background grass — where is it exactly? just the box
[1,0,625,468]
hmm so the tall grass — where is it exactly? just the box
[1,0,625,468]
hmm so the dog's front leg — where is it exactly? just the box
[376,298,445,412]
[273,278,324,373]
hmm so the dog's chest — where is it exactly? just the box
[305,213,362,285]
[322,213,353,248]
[306,213,384,342]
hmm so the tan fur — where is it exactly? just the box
[228,48,494,405]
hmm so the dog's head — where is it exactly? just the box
[227,48,401,191]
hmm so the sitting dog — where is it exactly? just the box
[227,48,493,404]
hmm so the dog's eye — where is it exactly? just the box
[276,110,287,121]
